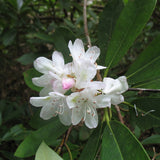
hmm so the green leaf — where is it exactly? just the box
[0,112,2,126]
[6,0,17,9]
[79,126,92,141]
[98,0,124,66]
[17,53,38,65]
[34,32,55,43]
[123,0,128,5]
[23,68,42,92]
[105,0,157,69]
[101,123,123,160]
[0,150,20,160]
[101,121,150,160]
[126,35,160,89]
[2,124,30,141]
[52,27,75,63]
[78,125,101,160]
[35,141,63,160]
[29,110,55,130]
[142,135,160,145]
[15,118,68,158]
[130,98,160,130]
[34,27,75,63]
[2,29,17,46]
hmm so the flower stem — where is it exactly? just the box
[65,143,73,160]
[56,126,73,156]
[115,105,124,124]
[104,108,112,125]
[83,0,91,47]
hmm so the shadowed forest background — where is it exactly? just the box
[0,0,160,159]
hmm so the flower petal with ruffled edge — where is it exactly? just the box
[85,46,100,63]
[110,94,124,105]
[103,76,128,94]
[66,87,110,128]
[68,39,106,70]
[85,105,98,128]
[30,92,71,125]
[33,51,75,95]
[32,74,54,87]
[74,60,97,89]
[34,57,54,74]
[68,39,85,61]
[102,76,128,106]
[39,85,54,97]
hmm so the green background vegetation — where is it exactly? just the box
[0,0,160,159]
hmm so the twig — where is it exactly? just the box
[56,134,65,154]
[152,147,160,160]
[119,106,129,112]
[128,88,160,92]
[64,143,73,160]
[65,125,73,143]
[83,0,91,47]
[56,125,73,159]
[28,104,33,116]
[96,69,102,81]
[115,105,124,124]
[83,0,102,81]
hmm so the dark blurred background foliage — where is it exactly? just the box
[0,0,160,159]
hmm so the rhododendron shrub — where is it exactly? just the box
[14,0,160,159]
[30,39,128,128]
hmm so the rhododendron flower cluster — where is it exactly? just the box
[30,39,128,128]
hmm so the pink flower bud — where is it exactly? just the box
[62,78,75,90]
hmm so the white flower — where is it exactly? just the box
[29,38,130,129]
[66,84,110,128]
[30,92,72,126]
[33,51,75,96]
[73,59,97,89]
[68,39,106,70]
[102,76,128,106]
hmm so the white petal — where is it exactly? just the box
[103,78,120,94]
[34,57,54,74]
[118,76,129,93]
[64,62,75,75]
[86,81,105,90]
[32,74,53,87]
[39,85,53,96]
[52,51,64,68]
[40,92,67,120]
[75,60,96,88]
[95,95,111,108]
[66,92,80,109]
[49,91,65,98]
[59,103,72,126]
[85,46,100,63]
[96,65,106,70]
[72,107,83,125]
[68,39,85,60]
[53,80,66,94]
[30,96,50,107]
[76,87,97,100]
[110,94,124,105]
[103,77,128,94]
[40,103,57,120]
[49,71,61,81]
[85,106,98,129]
